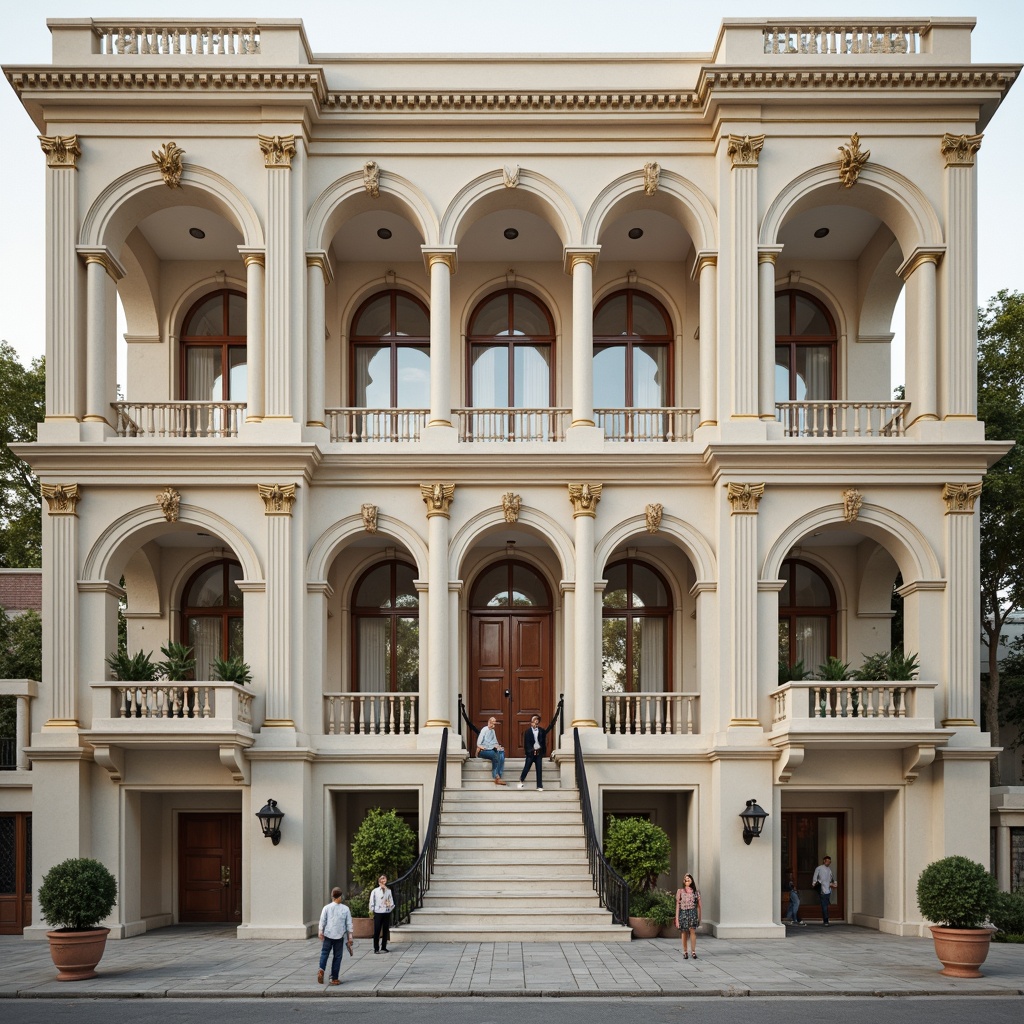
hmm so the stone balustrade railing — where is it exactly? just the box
[596,407,699,442]
[326,408,428,443]
[90,681,254,729]
[95,25,261,56]
[763,24,924,56]
[602,691,699,735]
[0,679,37,771]
[455,408,570,442]
[113,401,246,439]
[776,401,909,438]
[323,692,419,736]
[770,680,936,725]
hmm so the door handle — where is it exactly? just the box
[504,689,511,699]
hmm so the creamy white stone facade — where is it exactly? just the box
[2,17,1020,939]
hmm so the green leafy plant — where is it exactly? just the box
[817,656,853,681]
[158,641,195,681]
[856,649,920,681]
[778,659,808,686]
[350,808,417,890]
[211,655,252,685]
[991,889,1024,938]
[347,888,371,919]
[603,815,670,894]
[38,857,118,931]
[105,649,157,682]
[630,887,676,926]
[916,855,998,929]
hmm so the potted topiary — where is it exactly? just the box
[603,815,671,938]
[38,857,118,981]
[916,855,998,977]
[347,888,372,938]
[350,807,417,939]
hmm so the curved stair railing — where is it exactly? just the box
[390,727,448,927]
[573,726,629,926]
[456,692,475,747]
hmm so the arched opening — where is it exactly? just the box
[180,558,244,678]
[777,558,837,679]
[351,559,420,695]
[601,558,672,694]
[180,289,247,402]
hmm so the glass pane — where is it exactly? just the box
[227,293,246,336]
[186,347,221,402]
[470,294,510,337]
[603,563,628,609]
[0,817,14,893]
[186,565,224,608]
[794,564,830,606]
[594,347,625,406]
[630,564,668,609]
[185,296,223,337]
[594,294,628,336]
[471,345,507,407]
[396,617,419,691]
[511,564,548,607]
[228,348,246,402]
[395,295,429,337]
[513,345,550,406]
[353,295,393,337]
[512,292,551,336]
[631,295,670,337]
[795,616,829,672]
[472,564,509,607]
[792,295,830,336]
[775,294,790,334]
[355,346,392,407]
[775,347,792,403]
[602,617,628,692]
[395,564,419,609]
[189,617,222,679]
[778,620,791,665]
[358,618,388,691]
[356,564,393,609]
[227,563,243,607]
[796,345,833,400]
[396,347,430,407]
[633,345,668,407]
[228,617,244,660]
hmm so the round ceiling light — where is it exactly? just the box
[814,227,830,238]
[504,227,519,240]
[628,227,644,240]
[189,227,206,239]
[376,227,393,239]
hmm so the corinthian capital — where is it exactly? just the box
[39,135,81,168]
[41,483,81,515]
[727,134,765,167]
[727,482,765,514]
[940,133,983,167]
[421,483,455,518]
[568,483,603,518]
[942,482,982,514]
[257,134,297,168]
[257,483,296,515]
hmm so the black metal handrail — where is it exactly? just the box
[390,727,447,926]
[550,693,565,745]
[574,726,629,926]
[0,737,16,770]
[456,692,475,746]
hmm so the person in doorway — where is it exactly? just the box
[370,874,394,953]
[476,716,506,784]
[317,887,353,986]
[675,873,702,959]
[811,855,837,926]
[518,712,556,789]
[784,872,806,926]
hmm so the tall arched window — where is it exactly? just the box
[181,559,244,679]
[593,289,673,407]
[352,561,419,693]
[350,290,430,409]
[775,290,837,403]
[777,558,837,676]
[601,559,672,693]
[181,290,247,401]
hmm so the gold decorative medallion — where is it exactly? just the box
[152,141,185,188]
[842,488,863,523]
[838,133,870,188]
[645,503,664,534]
[363,160,380,197]
[501,492,522,524]
[361,503,378,534]
[157,487,181,523]
[643,161,661,195]
[502,164,520,188]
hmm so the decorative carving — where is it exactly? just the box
[421,482,455,518]
[363,159,380,197]
[838,133,870,188]
[940,132,983,167]
[726,482,765,514]
[38,134,81,168]
[842,488,863,524]
[157,487,181,523]
[727,134,765,167]
[645,503,663,534]
[361,503,378,534]
[257,134,296,168]
[501,492,522,524]
[642,161,660,195]
[502,164,520,188]
[942,482,982,514]
[41,483,81,515]
[152,141,185,188]
[568,483,603,518]
[257,483,296,515]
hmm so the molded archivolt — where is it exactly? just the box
[459,272,565,339]
[583,168,718,252]
[449,507,575,582]
[595,514,717,584]
[306,514,429,586]
[441,168,581,248]
[306,169,438,251]
[81,164,264,254]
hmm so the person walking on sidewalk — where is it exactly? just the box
[812,855,837,926]
[518,712,555,789]
[317,887,353,986]
[370,874,394,953]
[784,872,806,926]
[477,716,507,785]
[675,873,702,959]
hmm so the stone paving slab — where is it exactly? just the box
[0,925,1022,999]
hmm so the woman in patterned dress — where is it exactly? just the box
[675,873,702,959]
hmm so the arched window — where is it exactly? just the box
[775,290,837,403]
[593,289,673,408]
[350,290,430,409]
[601,559,672,693]
[777,558,837,676]
[181,290,247,401]
[352,560,419,693]
[469,560,551,609]
[181,559,244,679]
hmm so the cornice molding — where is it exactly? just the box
[324,90,698,112]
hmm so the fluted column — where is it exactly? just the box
[569,483,603,728]
[239,249,265,421]
[77,247,125,426]
[305,251,332,427]
[726,482,765,725]
[258,483,297,726]
[899,247,943,425]
[693,252,718,427]
[758,248,783,420]
[421,483,455,727]
[422,248,457,428]
[942,482,983,725]
[564,247,601,427]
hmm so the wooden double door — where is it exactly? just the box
[179,813,242,923]
[781,811,846,921]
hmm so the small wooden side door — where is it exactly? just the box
[0,813,31,934]
[179,813,242,923]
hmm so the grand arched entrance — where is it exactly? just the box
[468,560,554,756]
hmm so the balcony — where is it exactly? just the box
[602,691,700,737]
[596,408,698,442]
[455,408,570,442]
[323,692,420,737]
[0,679,36,774]
[113,401,246,439]
[327,408,428,443]
[775,401,909,438]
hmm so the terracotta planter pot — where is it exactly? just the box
[660,923,682,939]
[629,916,660,939]
[351,917,373,939]
[927,925,995,978]
[46,928,110,981]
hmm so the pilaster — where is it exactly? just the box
[725,482,764,725]
[258,483,297,727]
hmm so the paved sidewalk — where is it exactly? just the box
[1,924,1022,999]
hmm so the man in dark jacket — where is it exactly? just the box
[518,713,553,790]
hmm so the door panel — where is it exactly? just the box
[781,812,845,921]
[0,813,31,934]
[179,813,242,923]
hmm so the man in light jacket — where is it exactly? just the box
[317,887,353,985]
[370,874,395,953]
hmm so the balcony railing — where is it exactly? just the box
[455,408,570,442]
[763,24,923,55]
[770,680,936,727]
[0,679,36,771]
[597,408,698,442]
[326,408,428,443]
[323,692,420,735]
[113,401,246,439]
[602,692,699,735]
[96,24,261,56]
[89,681,254,732]
[776,401,909,438]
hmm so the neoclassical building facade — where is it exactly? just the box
[1,17,1019,938]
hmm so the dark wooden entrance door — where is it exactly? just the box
[781,811,846,921]
[179,813,242,923]
[0,813,31,934]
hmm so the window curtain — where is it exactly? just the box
[359,618,388,733]
[800,346,832,401]
[186,348,219,402]
[638,618,665,692]
[795,616,829,678]
[189,617,221,681]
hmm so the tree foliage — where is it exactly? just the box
[0,608,42,739]
[603,815,671,894]
[350,807,417,890]
[0,341,44,568]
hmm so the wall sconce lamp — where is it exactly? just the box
[739,799,768,845]
[256,798,284,845]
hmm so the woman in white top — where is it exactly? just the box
[476,716,507,785]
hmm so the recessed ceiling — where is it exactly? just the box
[459,209,562,262]
[779,205,884,261]
[332,210,424,263]
[136,206,243,260]
[599,209,693,262]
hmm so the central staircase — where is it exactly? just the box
[393,757,632,942]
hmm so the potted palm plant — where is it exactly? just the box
[212,655,253,685]
[38,857,118,981]
[916,855,998,977]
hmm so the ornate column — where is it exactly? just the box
[239,249,265,422]
[305,251,332,427]
[422,248,457,428]
[693,252,718,427]
[41,484,81,726]
[940,133,983,419]
[258,483,297,726]
[39,135,82,422]
[899,247,943,425]
[726,482,765,725]
[758,247,784,421]
[421,483,455,728]
[942,482,983,726]
[76,247,125,427]
[569,483,603,728]
[564,247,601,428]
